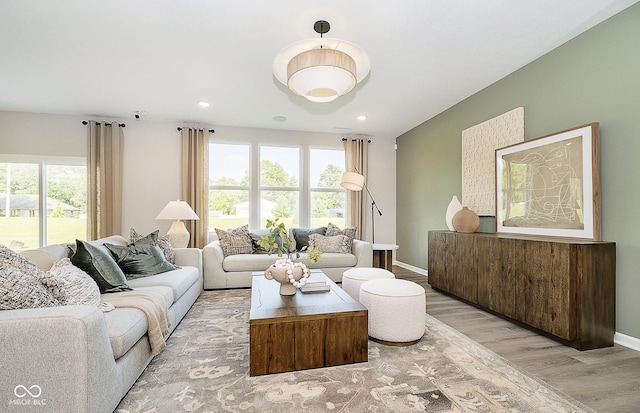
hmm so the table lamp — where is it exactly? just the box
[155,200,200,248]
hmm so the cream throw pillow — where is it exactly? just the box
[308,234,351,254]
[44,258,101,306]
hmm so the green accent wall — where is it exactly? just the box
[396,3,640,338]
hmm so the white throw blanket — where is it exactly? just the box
[102,290,170,356]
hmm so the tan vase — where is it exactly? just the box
[452,207,480,233]
[264,259,307,295]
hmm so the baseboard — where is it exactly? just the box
[394,261,428,276]
[614,332,640,351]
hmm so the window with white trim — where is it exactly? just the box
[0,156,87,250]
[208,142,345,231]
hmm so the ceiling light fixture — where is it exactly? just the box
[273,20,370,103]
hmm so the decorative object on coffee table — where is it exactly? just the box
[452,207,480,233]
[264,258,311,295]
[257,218,321,295]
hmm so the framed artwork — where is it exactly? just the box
[495,123,600,240]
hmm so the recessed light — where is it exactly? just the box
[357,115,367,121]
[273,116,287,122]
[198,101,210,108]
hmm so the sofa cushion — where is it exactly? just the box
[130,228,176,264]
[216,225,254,256]
[102,306,148,360]
[70,240,132,294]
[126,267,199,303]
[308,233,351,253]
[222,253,280,272]
[299,252,358,269]
[19,247,62,271]
[0,244,61,310]
[292,227,326,250]
[105,232,176,278]
[132,285,174,309]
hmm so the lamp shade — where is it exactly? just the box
[155,200,200,221]
[273,37,370,103]
[287,48,357,103]
[340,171,365,191]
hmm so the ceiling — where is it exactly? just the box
[1,0,637,140]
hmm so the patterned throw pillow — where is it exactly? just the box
[325,223,357,250]
[215,225,254,257]
[42,258,101,306]
[308,234,351,254]
[0,244,61,310]
[130,228,176,264]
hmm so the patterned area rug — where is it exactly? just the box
[116,289,595,413]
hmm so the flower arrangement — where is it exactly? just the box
[256,218,322,263]
[258,218,322,294]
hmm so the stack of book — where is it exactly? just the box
[300,281,330,293]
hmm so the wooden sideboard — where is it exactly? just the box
[427,230,616,350]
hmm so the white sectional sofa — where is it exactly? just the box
[0,235,203,413]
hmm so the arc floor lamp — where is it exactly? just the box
[340,170,382,243]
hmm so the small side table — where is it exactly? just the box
[372,244,399,271]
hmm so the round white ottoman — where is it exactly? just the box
[359,278,426,345]
[342,267,395,301]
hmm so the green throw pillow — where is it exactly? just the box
[291,227,326,250]
[69,240,132,293]
[105,231,177,279]
[248,230,279,254]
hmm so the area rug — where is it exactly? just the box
[116,289,595,413]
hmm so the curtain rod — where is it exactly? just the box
[82,120,126,127]
[177,127,215,133]
[342,137,371,143]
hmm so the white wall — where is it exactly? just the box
[0,111,397,245]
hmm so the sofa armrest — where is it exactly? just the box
[0,305,122,413]
[174,247,203,276]
[202,241,227,289]
[352,239,373,267]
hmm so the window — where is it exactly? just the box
[310,148,346,228]
[208,143,250,230]
[0,157,87,250]
[209,142,345,230]
[260,146,300,228]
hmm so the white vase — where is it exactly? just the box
[445,196,463,231]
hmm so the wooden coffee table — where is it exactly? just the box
[249,271,368,376]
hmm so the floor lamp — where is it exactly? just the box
[340,171,382,243]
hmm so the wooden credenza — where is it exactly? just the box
[428,230,616,350]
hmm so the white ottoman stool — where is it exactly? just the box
[342,267,395,301]
[359,279,426,345]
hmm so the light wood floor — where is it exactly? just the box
[392,265,640,413]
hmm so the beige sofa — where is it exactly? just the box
[0,235,203,413]
[203,237,373,289]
